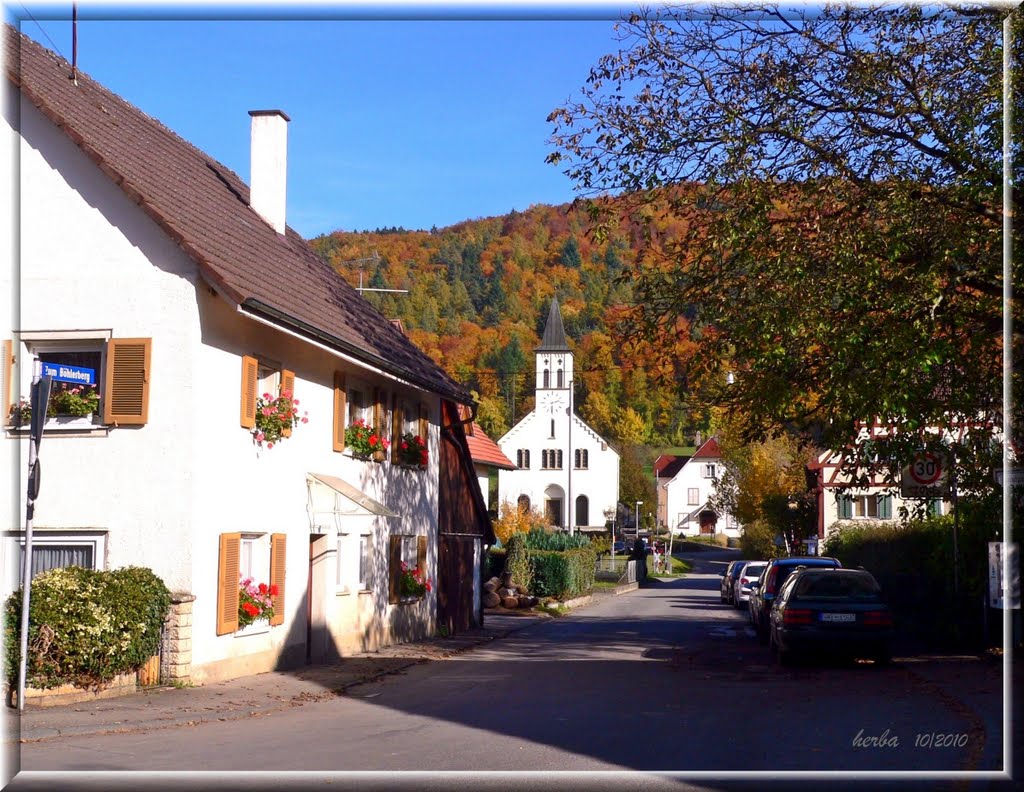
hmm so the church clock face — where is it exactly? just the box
[540,391,564,414]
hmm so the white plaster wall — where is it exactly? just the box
[7,96,200,594]
[497,408,619,528]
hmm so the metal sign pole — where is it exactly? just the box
[17,363,50,711]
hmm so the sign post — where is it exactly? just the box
[17,363,51,712]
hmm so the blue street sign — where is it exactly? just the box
[40,362,95,385]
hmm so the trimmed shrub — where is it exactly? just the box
[505,533,533,592]
[523,527,592,551]
[4,565,171,691]
[530,546,597,599]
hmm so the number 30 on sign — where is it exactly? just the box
[901,452,949,497]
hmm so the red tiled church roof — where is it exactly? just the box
[4,25,471,404]
[465,423,516,470]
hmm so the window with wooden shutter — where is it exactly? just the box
[388,535,402,604]
[217,533,241,635]
[280,369,295,437]
[1,339,13,424]
[878,495,893,520]
[333,371,347,452]
[270,533,286,625]
[391,395,404,463]
[240,355,258,429]
[102,338,151,425]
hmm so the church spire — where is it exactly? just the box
[537,297,569,352]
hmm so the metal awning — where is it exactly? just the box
[306,473,398,519]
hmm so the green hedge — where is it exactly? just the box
[823,503,1000,648]
[530,546,597,600]
[4,565,171,691]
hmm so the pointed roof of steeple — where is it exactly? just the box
[537,297,570,352]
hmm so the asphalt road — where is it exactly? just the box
[14,548,1011,791]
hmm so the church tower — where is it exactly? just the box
[535,297,573,416]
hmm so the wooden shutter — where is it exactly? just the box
[418,403,429,443]
[332,371,347,452]
[280,369,295,437]
[417,535,427,577]
[389,535,402,604]
[240,355,258,429]
[102,338,151,425]
[217,533,241,635]
[837,493,852,520]
[878,495,893,520]
[373,388,385,462]
[1,339,13,424]
[270,533,287,626]
[391,396,404,463]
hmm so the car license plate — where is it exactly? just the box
[821,613,856,623]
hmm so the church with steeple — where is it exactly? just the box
[496,299,620,532]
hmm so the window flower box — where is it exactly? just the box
[398,561,431,599]
[345,419,389,460]
[396,432,428,468]
[253,390,307,449]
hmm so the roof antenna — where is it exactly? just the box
[70,3,78,85]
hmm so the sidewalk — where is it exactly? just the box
[11,585,634,744]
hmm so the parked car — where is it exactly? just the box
[611,541,627,555]
[769,567,895,665]
[748,556,842,644]
[720,560,753,604]
[733,561,767,608]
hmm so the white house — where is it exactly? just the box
[659,437,742,538]
[1,26,490,688]
[496,299,619,532]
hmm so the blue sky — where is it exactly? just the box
[8,4,634,238]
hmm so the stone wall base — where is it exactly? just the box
[11,672,137,709]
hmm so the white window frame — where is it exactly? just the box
[703,463,717,479]
[14,332,112,432]
[235,532,272,637]
[4,530,107,596]
[347,380,372,427]
[358,532,372,592]
[687,488,700,506]
[256,359,282,401]
[852,495,878,519]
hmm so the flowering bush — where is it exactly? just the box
[345,418,390,459]
[396,432,428,467]
[238,576,277,627]
[398,561,432,598]
[253,390,307,449]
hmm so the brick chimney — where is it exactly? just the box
[248,110,290,234]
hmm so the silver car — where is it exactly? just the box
[733,562,767,608]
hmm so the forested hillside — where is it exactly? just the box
[309,199,707,449]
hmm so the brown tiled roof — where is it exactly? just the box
[4,25,471,404]
[465,423,516,470]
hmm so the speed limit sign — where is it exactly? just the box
[901,452,949,497]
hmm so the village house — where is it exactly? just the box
[657,437,741,538]
[808,420,954,546]
[496,298,619,534]
[1,25,492,689]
